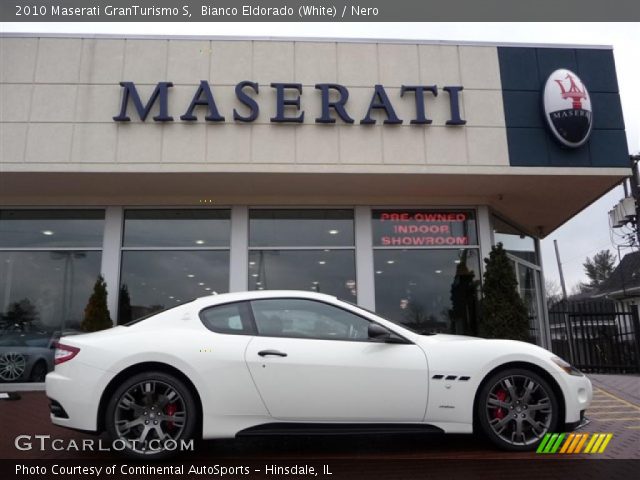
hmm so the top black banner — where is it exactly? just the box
[2,0,640,22]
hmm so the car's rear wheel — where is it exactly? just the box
[105,371,197,459]
[477,368,559,451]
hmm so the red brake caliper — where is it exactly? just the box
[165,403,177,430]
[493,389,507,420]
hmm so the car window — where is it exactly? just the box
[250,298,371,341]
[199,302,255,335]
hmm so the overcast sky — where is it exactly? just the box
[3,22,639,292]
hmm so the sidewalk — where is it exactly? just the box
[588,373,640,405]
[583,373,640,459]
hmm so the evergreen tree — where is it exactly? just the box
[118,284,133,325]
[80,275,112,332]
[4,298,39,331]
[580,249,616,291]
[449,251,479,336]
[479,243,530,342]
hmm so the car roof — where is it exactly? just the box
[191,290,339,309]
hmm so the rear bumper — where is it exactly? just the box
[45,362,111,432]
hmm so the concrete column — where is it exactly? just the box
[229,206,249,292]
[476,205,493,275]
[101,206,123,325]
[355,206,375,310]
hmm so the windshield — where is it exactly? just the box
[342,301,434,335]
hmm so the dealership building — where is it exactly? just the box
[0,34,630,382]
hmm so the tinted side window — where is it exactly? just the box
[250,299,371,341]
[199,302,255,335]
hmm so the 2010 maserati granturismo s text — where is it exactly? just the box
[46,290,591,458]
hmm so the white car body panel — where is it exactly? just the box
[245,336,428,422]
[45,290,592,440]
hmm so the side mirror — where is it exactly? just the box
[368,323,391,341]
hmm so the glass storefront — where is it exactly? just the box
[493,215,537,264]
[0,206,551,383]
[119,250,230,323]
[372,209,481,335]
[0,210,104,383]
[248,209,357,301]
[493,214,545,344]
[374,249,481,334]
[118,209,231,323]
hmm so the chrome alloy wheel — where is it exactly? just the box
[114,379,187,454]
[485,374,553,446]
[0,353,27,381]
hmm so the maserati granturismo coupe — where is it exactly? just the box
[46,290,591,458]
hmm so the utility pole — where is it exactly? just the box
[554,239,568,301]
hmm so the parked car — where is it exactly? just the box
[0,332,55,382]
[46,291,591,458]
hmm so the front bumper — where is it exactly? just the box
[566,410,590,431]
[557,372,592,425]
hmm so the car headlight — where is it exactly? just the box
[551,356,584,376]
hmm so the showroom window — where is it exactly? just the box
[119,209,230,323]
[248,209,356,301]
[372,209,481,335]
[0,210,104,383]
[492,215,544,344]
[492,215,538,265]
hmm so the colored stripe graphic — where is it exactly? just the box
[536,433,613,454]
[598,434,613,453]
[574,433,589,453]
[583,433,599,453]
[536,433,552,453]
[550,433,565,453]
[543,433,559,453]
[567,433,584,453]
[559,433,575,453]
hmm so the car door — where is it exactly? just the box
[244,298,429,422]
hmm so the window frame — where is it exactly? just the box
[247,207,357,298]
[119,207,233,323]
[0,208,106,252]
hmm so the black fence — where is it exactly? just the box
[548,299,640,374]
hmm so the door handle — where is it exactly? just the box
[258,349,288,357]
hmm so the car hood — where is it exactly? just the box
[422,333,481,342]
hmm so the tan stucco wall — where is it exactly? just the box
[0,37,509,171]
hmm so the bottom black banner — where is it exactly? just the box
[3,459,639,480]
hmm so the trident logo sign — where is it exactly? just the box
[554,73,587,110]
[543,69,593,148]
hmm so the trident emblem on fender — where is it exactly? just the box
[554,73,587,110]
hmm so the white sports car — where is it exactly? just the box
[46,290,591,458]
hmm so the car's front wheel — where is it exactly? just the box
[476,368,560,451]
[105,371,197,459]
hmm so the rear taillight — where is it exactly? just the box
[54,342,80,365]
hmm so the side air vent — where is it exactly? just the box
[432,375,444,380]
[459,376,470,381]
[445,375,457,380]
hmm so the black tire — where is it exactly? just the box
[29,360,48,382]
[105,371,197,459]
[476,367,560,451]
